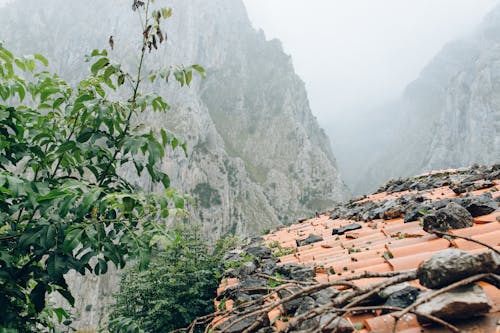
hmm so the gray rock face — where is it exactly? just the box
[417,249,500,289]
[422,202,473,232]
[416,285,492,322]
[0,0,349,239]
[0,0,350,328]
[356,5,500,194]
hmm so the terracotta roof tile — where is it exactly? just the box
[387,238,451,258]
[213,173,500,333]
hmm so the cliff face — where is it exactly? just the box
[0,0,348,328]
[1,0,348,237]
[355,6,500,194]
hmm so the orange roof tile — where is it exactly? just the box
[213,172,500,333]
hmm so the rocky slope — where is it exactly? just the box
[0,0,348,328]
[355,6,500,194]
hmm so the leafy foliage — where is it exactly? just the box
[109,226,232,333]
[0,0,205,330]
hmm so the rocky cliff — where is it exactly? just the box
[0,0,348,328]
[355,6,500,194]
[0,0,348,238]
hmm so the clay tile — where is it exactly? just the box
[451,230,500,251]
[267,307,281,323]
[449,221,499,237]
[364,313,418,332]
[388,238,451,258]
[389,234,438,248]
[479,283,500,314]
[387,251,438,271]
[474,212,500,224]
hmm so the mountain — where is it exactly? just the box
[1,0,348,237]
[0,0,349,328]
[354,5,500,194]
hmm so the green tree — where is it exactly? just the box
[0,0,204,330]
[109,226,234,333]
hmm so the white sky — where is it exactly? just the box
[242,0,498,131]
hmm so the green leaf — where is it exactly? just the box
[95,258,108,275]
[80,188,102,213]
[14,58,26,71]
[117,74,125,86]
[185,69,192,86]
[46,254,67,279]
[77,128,94,143]
[52,308,70,324]
[191,64,206,79]
[161,7,172,18]
[57,289,75,307]
[63,228,84,253]
[30,282,47,313]
[91,57,109,75]
[161,174,170,188]
[40,87,60,102]
[34,54,49,67]
[174,196,184,209]
[36,190,67,203]
[171,137,179,150]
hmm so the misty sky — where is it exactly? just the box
[242,0,498,142]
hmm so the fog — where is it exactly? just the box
[242,0,498,186]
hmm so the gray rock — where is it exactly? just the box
[417,249,500,289]
[255,327,276,333]
[319,315,354,333]
[297,234,324,247]
[261,258,280,275]
[294,297,318,331]
[378,282,412,299]
[245,246,272,259]
[423,202,473,232]
[235,261,257,277]
[278,286,303,315]
[276,264,315,281]
[218,313,269,333]
[332,223,362,235]
[465,200,498,217]
[382,286,422,314]
[238,276,268,291]
[416,285,492,322]
[312,287,340,305]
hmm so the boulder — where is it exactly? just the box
[422,202,473,232]
[417,249,500,289]
[416,285,491,322]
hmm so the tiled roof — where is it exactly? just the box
[213,171,500,333]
